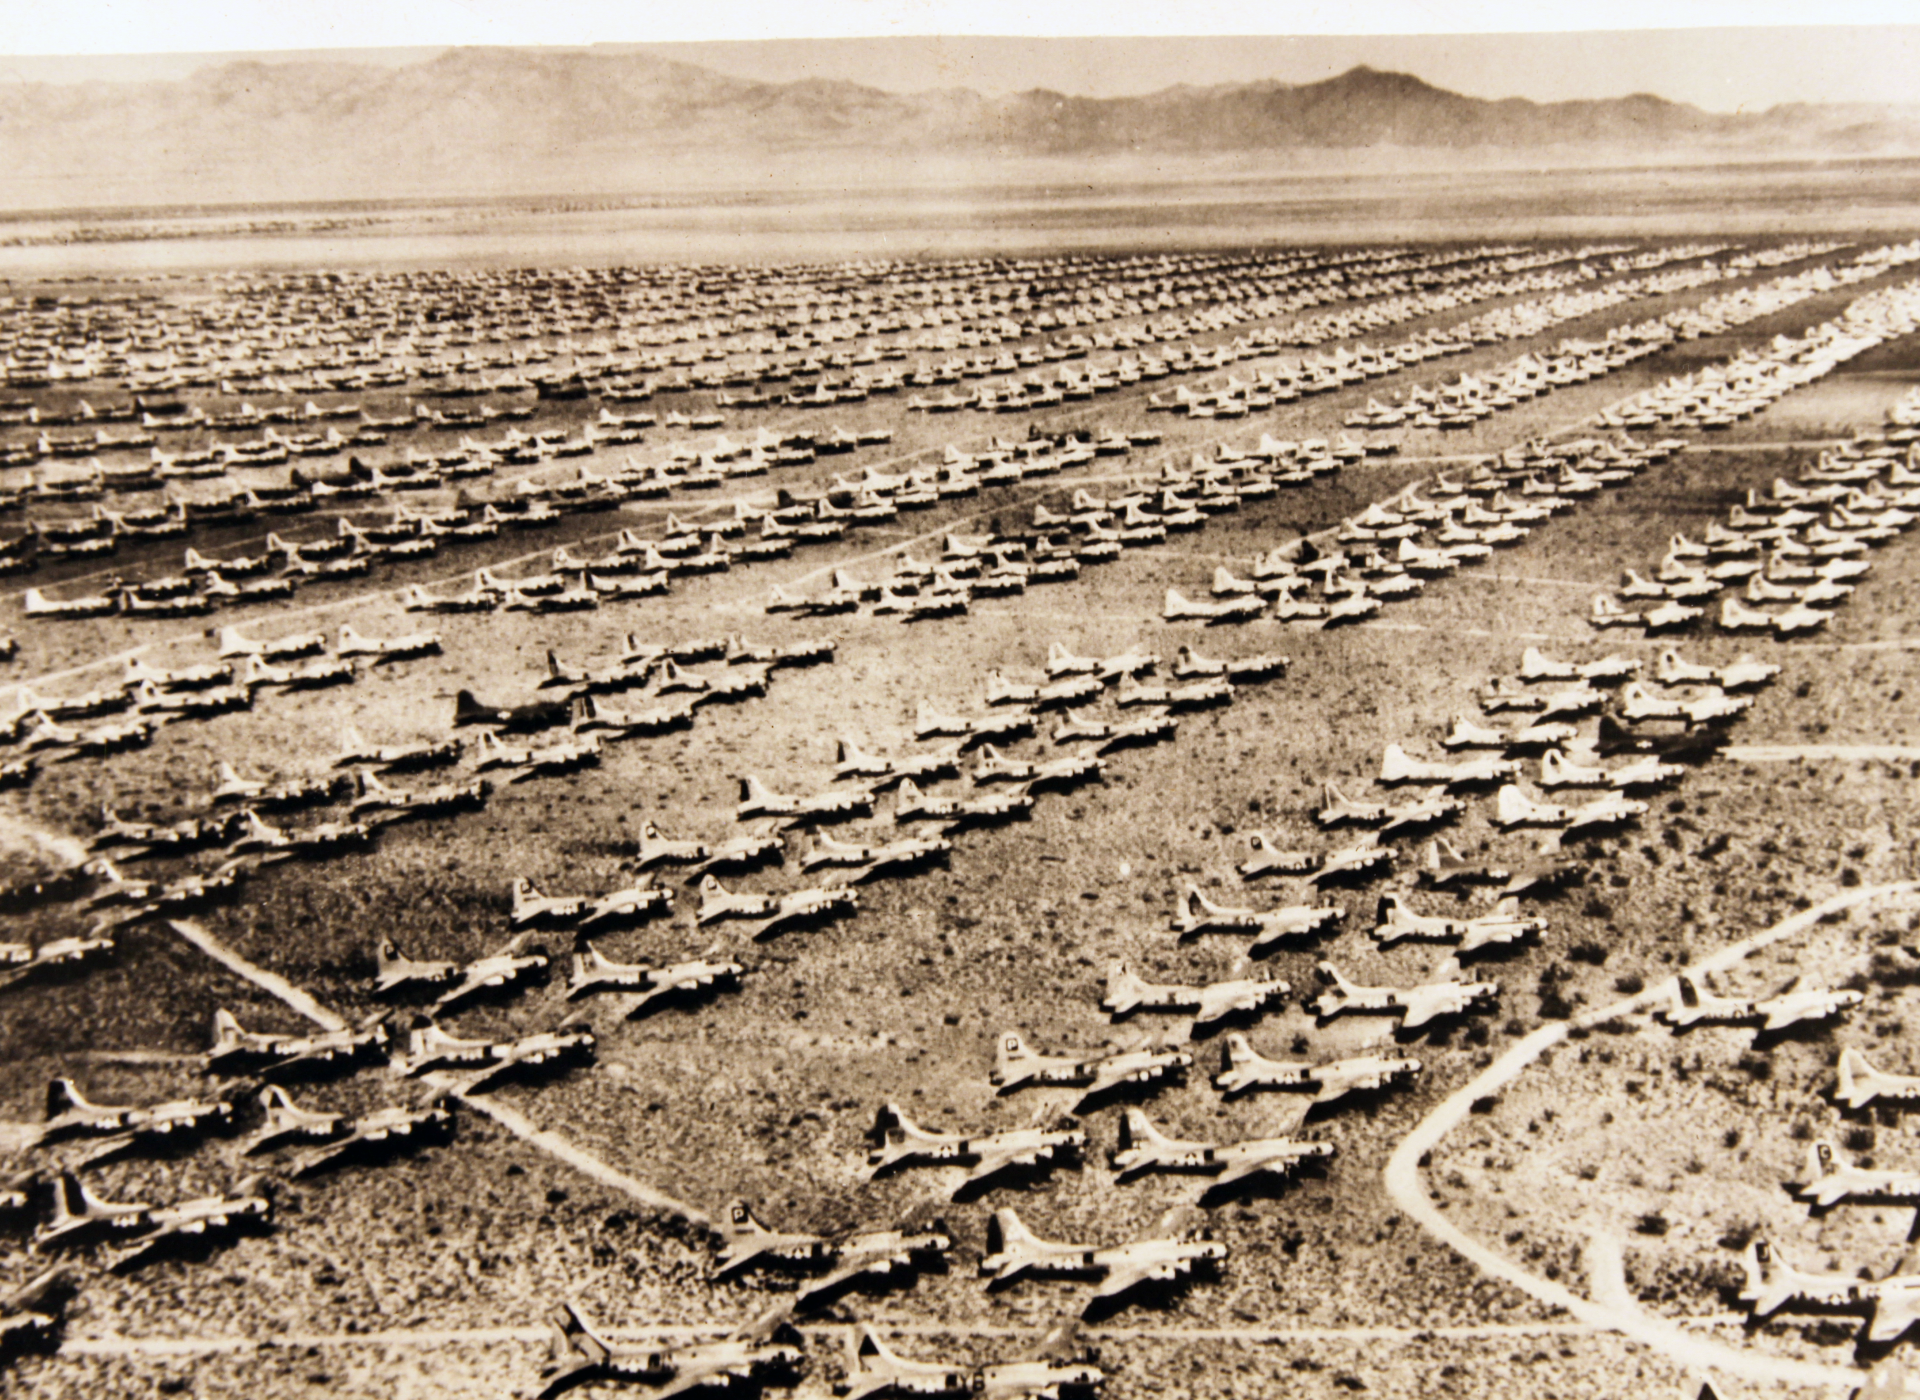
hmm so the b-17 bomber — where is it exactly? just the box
[565,945,743,1016]
[1659,974,1863,1032]
[1310,962,1500,1031]
[396,1018,595,1089]
[204,1008,387,1078]
[1100,960,1289,1026]
[978,1208,1227,1312]
[1108,1108,1336,1193]
[864,1103,1086,1193]
[1212,1035,1424,1104]
[1174,885,1344,950]
[694,874,857,937]
[990,1031,1191,1106]
[892,778,1033,825]
[1371,893,1546,953]
[534,1303,804,1400]
[1836,1048,1920,1109]
[736,774,872,825]
[1791,1140,1920,1210]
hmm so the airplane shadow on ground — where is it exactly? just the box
[1080,1265,1222,1324]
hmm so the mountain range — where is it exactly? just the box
[2,47,1916,209]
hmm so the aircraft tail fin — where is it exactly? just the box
[1739,1240,1792,1317]
[375,937,405,981]
[547,1301,610,1367]
[985,1206,1043,1259]
[46,1077,84,1119]
[994,1030,1037,1085]
[719,1198,769,1245]
[210,1008,245,1051]
[1115,1107,1167,1154]
[1837,1046,1878,1108]
[1676,974,1702,1010]
[1104,961,1147,1014]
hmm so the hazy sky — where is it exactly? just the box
[2,3,1917,111]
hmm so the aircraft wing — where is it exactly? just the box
[1868,1288,1920,1344]
[1211,1154,1287,1191]
[1091,1257,1184,1299]
[1398,993,1447,1030]
[964,1145,1042,1184]
[648,1361,747,1400]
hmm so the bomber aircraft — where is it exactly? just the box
[1099,962,1288,1027]
[1107,1108,1335,1191]
[565,946,743,1016]
[1836,1048,1920,1110]
[1792,1140,1920,1210]
[1213,1035,1423,1104]
[990,1032,1190,1106]
[1310,962,1499,1031]
[1371,894,1546,953]
[864,1103,1086,1192]
[1659,975,1862,1032]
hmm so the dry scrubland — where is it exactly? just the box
[2,222,1920,1399]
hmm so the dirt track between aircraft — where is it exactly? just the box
[1382,882,1918,1391]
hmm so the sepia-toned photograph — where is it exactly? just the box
[2,3,1919,1395]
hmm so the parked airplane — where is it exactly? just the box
[833,1323,972,1400]
[1371,894,1545,953]
[1738,1238,1863,1322]
[0,1267,73,1354]
[31,1172,152,1253]
[1213,1036,1423,1104]
[970,1321,1105,1400]
[1836,1048,1920,1110]
[694,875,857,937]
[512,876,670,932]
[1235,833,1317,879]
[685,829,787,878]
[332,727,462,772]
[970,745,1104,791]
[425,932,550,1014]
[397,1018,594,1089]
[834,739,960,788]
[1310,963,1498,1031]
[1049,712,1178,754]
[1660,975,1862,1032]
[1379,744,1518,789]
[1315,784,1461,834]
[1792,1140,1920,1210]
[893,778,1033,826]
[1100,962,1288,1026]
[533,1301,674,1398]
[453,690,572,731]
[1107,1108,1335,1191]
[1173,886,1344,950]
[204,1009,387,1079]
[565,946,743,1017]
[106,1177,272,1273]
[1654,649,1781,691]
[475,730,602,779]
[991,1032,1190,1106]
[864,1103,1086,1190]
[737,776,873,825]
[335,624,441,662]
[33,1078,230,1150]
[350,770,488,821]
[799,829,953,879]
[286,1100,454,1177]
[242,1086,347,1157]
[980,1208,1227,1309]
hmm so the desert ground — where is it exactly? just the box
[2,198,1920,1400]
